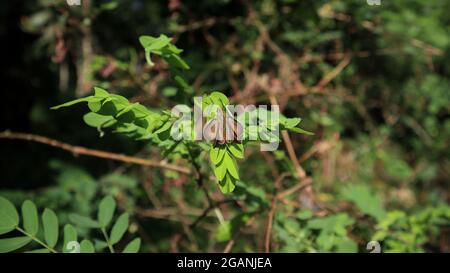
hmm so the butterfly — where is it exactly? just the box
[203,108,243,146]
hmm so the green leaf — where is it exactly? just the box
[174,75,191,90]
[167,54,190,70]
[213,164,227,181]
[335,238,358,253]
[215,221,232,242]
[282,117,301,128]
[228,143,244,159]
[210,146,220,165]
[217,146,227,162]
[80,240,95,253]
[51,96,94,110]
[0,196,19,235]
[341,184,386,221]
[98,196,116,228]
[68,213,100,228]
[94,239,108,252]
[21,200,39,236]
[110,213,129,245]
[94,87,110,98]
[88,100,102,112]
[147,35,171,51]
[0,236,32,253]
[122,238,141,253]
[287,127,314,135]
[209,91,229,106]
[83,112,116,128]
[25,248,50,253]
[210,146,227,166]
[223,152,239,179]
[219,173,237,194]
[42,208,59,248]
[63,224,77,253]
[139,36,156,48]
[296,209,313,220]
[307,213,355,232]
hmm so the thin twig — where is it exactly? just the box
[189,199,235,229]
[268,96,307,179]
[314,54,351,91]
[277,178,313,199]
[0,131,191,174]
[264,173,289,253]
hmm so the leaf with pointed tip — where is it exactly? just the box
[223,152,239,180]
[213,164,227,181]
[166,54,190,70]
[287,127,314,135]
[110,213,129,245]
[51,96,95,110]
[228,143,244,159]
[209,92,229,106]
[210,146,220,165]
[122,238,141,253]
[282,117,301,128]
[94,87,110,98]
[219,174,236,194]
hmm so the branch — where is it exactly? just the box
[269,95,306,179]
[0,131,191,174]
[264,172,289,253]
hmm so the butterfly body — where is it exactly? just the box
[203,109,243,146]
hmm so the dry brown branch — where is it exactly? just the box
[277,178,313,200]
[0,131,191,174]
[264,172,290,253]
[269,95,307,179]
[313,54,351,91]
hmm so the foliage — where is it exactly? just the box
[51,34,312,194]
[0,195,140,253]
[1,0,449,253]
[372,206,450,253]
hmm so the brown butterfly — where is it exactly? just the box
[203,109,243,146]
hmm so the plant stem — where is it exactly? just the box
[185,143,225,226]
[16,227,57,253]
[101,228,115,253]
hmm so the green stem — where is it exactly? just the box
[16,226,57,253]
[101,228,115,253]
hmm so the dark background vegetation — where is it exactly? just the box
[0,0,449,252]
